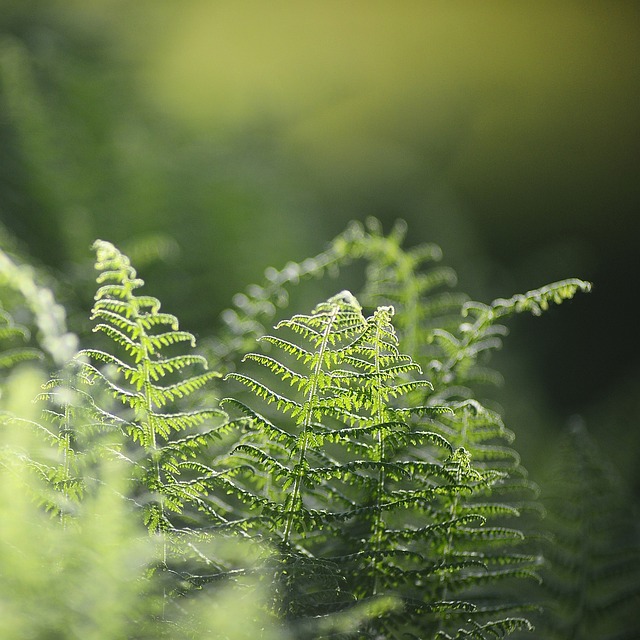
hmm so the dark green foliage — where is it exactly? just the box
[0,220,603,639]
[537,422,640,639]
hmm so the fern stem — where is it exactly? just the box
[371,316,386,596]
[136,315,169,619]
[283,437,307,545]
[283,304,339,545]
[135,312,167,569]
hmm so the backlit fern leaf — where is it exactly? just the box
[224,292,485,636]
[209,219,593,636]
[77,240,227,536]
[221,291,423,622]
[488,278,592,318]
[222,290,369,544]
[407,283,587,638]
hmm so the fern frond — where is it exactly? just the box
[79,239,229,557]
[487,278,592,318]
[78,361,140,406]
[144,330,196,352]
[0,346,43,370]
[225,372,302,415]
[538,422,640,639]
[241,352,309,388]
[91,323,140,356]
[220,398,297,447]
[258,335,314,362]
[150,409,227,434]
[147,371,221,408]
[79,348,137,375]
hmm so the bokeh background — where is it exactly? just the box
[1,1,639,493]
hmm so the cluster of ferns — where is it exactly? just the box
[2,219,637,640]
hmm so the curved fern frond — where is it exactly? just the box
[487,278,592,319]
[221,290,457,629]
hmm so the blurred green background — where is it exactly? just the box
[1,1,639,492]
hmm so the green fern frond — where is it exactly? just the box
[210,218,459,373]
[149,409,226,434]
[76,239,229,557]
[219,282,536,633]
[1,220,600,637]
[242,353,309,388]
[222,290,463,628]
[344,244,574,637]
[487,278,592,319]
[225,372,302,415]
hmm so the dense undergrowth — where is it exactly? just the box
[1,219,638,639]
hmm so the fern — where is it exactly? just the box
[323,303,467,638]
[357,246,591,637]
[76,240,229,546]
[409,282,589,638]
[223,292,488,636]
[537,422,640,639]
[0,291,77,519]
[0,366,289,640]
[0,219,601,638]
[213,220,593,637]
[212,217,460,372]
[334,231,589,636]
[31,365,126,521]
[211,224,363,370]
[353,236,591,636]
[219,291,366,622]
[223,291,366,534]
